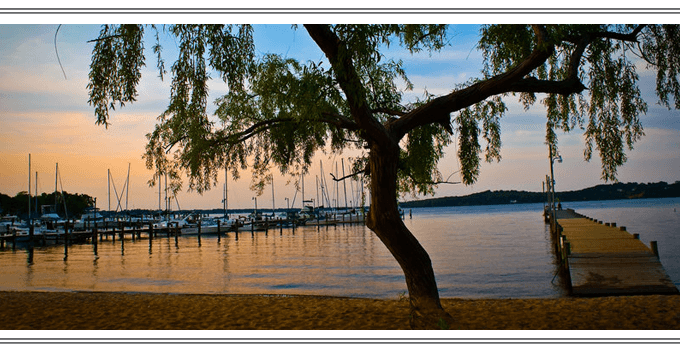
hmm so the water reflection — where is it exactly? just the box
[7,202,674,298]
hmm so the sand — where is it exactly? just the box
[1,291,679,330]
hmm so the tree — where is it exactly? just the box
[87,24,680,328]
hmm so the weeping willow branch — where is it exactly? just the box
[330,168,367,182]
[54,24,67,80]
[403,169,461,186]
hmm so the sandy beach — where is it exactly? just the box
[0,291,679,330]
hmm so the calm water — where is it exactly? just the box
[1,198,678,299]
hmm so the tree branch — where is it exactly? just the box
[304,24,393,149]
[208,112,361,150]
[564,25,646,80]
[330,168,367,182]
[87,34,125,43]
[211,117,294,147]
[320,112,361,130]
[595,25,647,43]
[372,107,406,116]
[403,169,461,186]
[389,25,554,139]
[509,76,587,95]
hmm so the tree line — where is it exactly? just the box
[401,181,680,208]
[0,191,95,219]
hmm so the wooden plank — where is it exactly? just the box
[569,253,678,295]
[559,218,651,254]
[557,211,678,296]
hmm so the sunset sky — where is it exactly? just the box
[1,10,679,211]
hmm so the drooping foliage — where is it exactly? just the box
[87,23,680,196]
[87,22,680,330]
[478,24,655,182]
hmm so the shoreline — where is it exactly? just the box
[1,291,679,330]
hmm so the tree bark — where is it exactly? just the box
[306,24,560,329]
[365,140,454,329]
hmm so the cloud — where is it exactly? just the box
[2,23,679,210]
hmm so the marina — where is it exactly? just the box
[0,208,368,250]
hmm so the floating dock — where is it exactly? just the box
[550,209,678,296]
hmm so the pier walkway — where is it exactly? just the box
[552,209,678,296]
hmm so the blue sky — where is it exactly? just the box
[1,20,679,210]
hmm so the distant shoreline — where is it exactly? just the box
[106,181,680,213]
[400,181,680,208]
[5,181,677,217]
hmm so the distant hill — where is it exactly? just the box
[400,181,680,208]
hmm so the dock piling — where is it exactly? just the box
[651,241,659,257]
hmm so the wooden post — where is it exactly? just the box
[148,223,154,244]
[12,228,16,250]
[63,221,69,261]
[112,226,116,243]
[29,222,34,246]
[265,217,269,234]
[174,222,179,247]
[651,241,659,257]
[197,220,202,246]
[280,219,283,235]
[217,220,221,243]
[93,222,98,244]
[41,225,46,247]
[93,223,98,256]
[2,224,8,249]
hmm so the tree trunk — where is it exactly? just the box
[365,142,454,329]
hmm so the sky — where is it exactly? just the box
[1,10,679,211]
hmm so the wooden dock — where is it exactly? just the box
[551,209,678,296]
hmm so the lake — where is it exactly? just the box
[1,197,678,299]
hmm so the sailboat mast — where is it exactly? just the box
[125,163,130,211]
[56,165,68,220]
[342,158,348,209]
[224,167,227,216]
[271,176,275,214]
[28,153,31,220]
[35,171,38,215]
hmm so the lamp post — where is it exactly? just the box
[549,146,562,225]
